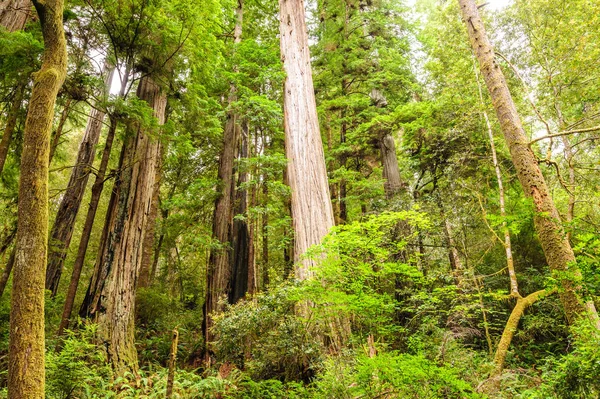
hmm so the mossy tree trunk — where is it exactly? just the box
[8,0,67,396]
[459,0,600,329]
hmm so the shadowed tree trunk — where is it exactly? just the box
[48,97,73,163]
[0,228,16,297]
[0,0,31,176]
[57,114,119,336]
[0,249,15,297]
[92,75,166,375]
[459,0,600,329]
[204,0,243,355]
[279,0,335,278]
[230,121,250,304]
[8,0,67,396]
[0,83,25,175]
[46,65,115,296]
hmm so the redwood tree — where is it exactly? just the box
[279,0,335,278]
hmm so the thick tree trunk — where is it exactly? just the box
[279,0,335,278]
[0,83,25,175]
[46,66,115,296]
[261,181,269,289]
[78,132,124,319]
[230,121,250,304]
[459,0,600,328]
[48,97,73,163]
[57,115,118,337]
[204,0,243,352]
[8,0,67,396]
[137,143,163,288]
[0,0,30,32]
[379,133,403,198]
[93,75,166,375]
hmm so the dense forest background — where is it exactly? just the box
[0,0,599,397]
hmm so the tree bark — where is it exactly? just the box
[137,143,163,288]
[230,121,250,304]
[48,97,73,163]
[46,65,115,296]
[57,114,119,337]
[165,327,179,399]
[279,0,335,278]
[0,248,15,298]
[204,0,243,352]
[379,133,403,198]
[0,83,25,176]
[8,0,67,396]
[0,0,30,32]
[93,75,166,375]
[459,0,600,328]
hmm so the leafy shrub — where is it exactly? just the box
[46,324,112,399]
[313,351,482,399]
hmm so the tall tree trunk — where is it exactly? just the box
[8,0,67,396]
[0,0,30,32]
[94,75,166,375]
[261,181,269,290]
[279,0,335,278]
[48,97,73,163]
[230,121,250,304]
[459,0,600,329]
[78,69,131,320]
[46,66,115,296]
[78,132,125,319]
[204,0,243,353]
[137,143,163,288]
[379,133,403,199]
[0,83,25,176]
[57,114,119,337]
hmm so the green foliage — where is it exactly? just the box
[522,322,600,399]
[46,325,112,399]
[213,284,322,382]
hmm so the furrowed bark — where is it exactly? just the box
[57,114,119,337]
[0,0,30,32]
[279,0,335,278]
[8,0,67,395]
[138,143,163,288]
[46,65,115,296]
[204,0,243,353]
[230,120,250,304]
[459,0,600,328]
[94,75,166,375]
[379,133,403,198]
